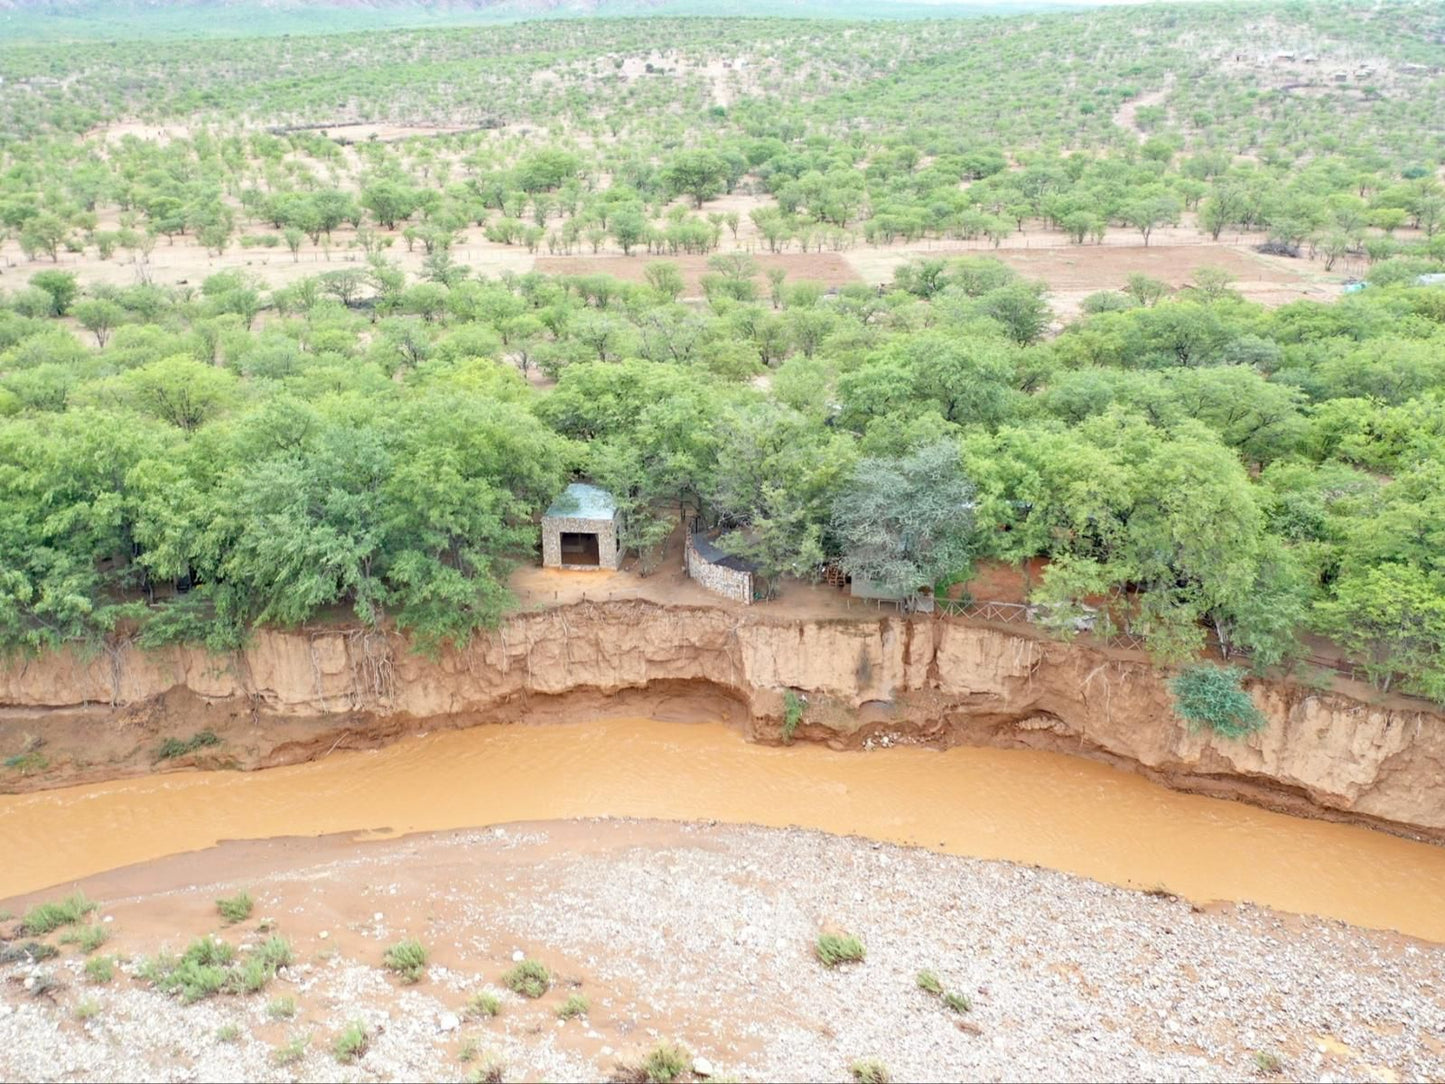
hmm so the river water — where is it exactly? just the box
[5,717,1444,940]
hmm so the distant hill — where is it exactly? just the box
[0,0,1101,42]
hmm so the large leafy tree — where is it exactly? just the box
[831,439,977,598]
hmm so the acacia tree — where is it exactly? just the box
[830,439,976,599]
[662,149,728,209]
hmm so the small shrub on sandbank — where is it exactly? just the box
[815,932,866,968]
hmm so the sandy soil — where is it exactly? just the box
[843,230,1346,318]
[1,819,1441,1083]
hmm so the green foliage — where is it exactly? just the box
[638,1042,691,1084]
[21,893,96,935]
[272,1033,311,1067]
[782,690,804,744]
[815,932,866,968]
[915,969,943,996]
[142,934,291,1002]
[556,993,590,1019]
[1170,666,1267,739]
[217,1024,242,1043]
[464,990,501,1019]
[502,958,551,999]
[832,440,976,600]
[267,995,298,1020]
[4,751,48,776]
[332,1020,370,1064]
[216,890,253,924]
[382,938,429,983]
[1254,1050,1284,1076]
[84,955,115,984]
[943,991,973,1013]
[156,730,221,762]
[59,924,109,954]
[0,0,1443,714]
[0,940,59,964]
[73,997,101,1021]
[851,1059,892,1084]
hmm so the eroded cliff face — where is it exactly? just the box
[2,600,1442,837]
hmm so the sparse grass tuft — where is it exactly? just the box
[502,958,550,999]
[1254,1050,1284,1076]
[850,1059,891,1084]
[73,997,101,1021]
[557,992,590,1020]
[84,955,115,984]
[60,924,109,954]
[227,953,275,994]
[465,990,501,1019]
[253,935,294,971]
[332,1020,370,1064]
[272,1033,310,1066]
[216,890,253,924]
[641,1042,691,1083]
[0,940,59,964]
[155,729,221,761]
[814,932,866,968]
[467,1055,506,1084]
[943,991,972,1014]
[21,892,96,935]
[382,938,428,983]
[217,1024,242,1043]
[183,935,235,967]
[915,969,942,995]
[267,995,297,1020]
[458,1037,480,1063]
[4,751,49,775]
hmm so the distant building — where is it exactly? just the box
[541,483,622,570]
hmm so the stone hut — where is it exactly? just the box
[685,530,755,605]
[542,483,622,570]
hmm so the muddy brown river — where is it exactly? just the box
[5,717,1445,940]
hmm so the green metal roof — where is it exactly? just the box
[545,483,617,521]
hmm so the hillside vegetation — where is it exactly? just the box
[0,1,1443,701]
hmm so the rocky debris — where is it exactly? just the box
[0,820,1441,1083]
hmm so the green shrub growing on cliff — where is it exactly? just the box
[851,1059,891,1084]
[155,730,221,761]
[1169,666,1266,739]
[782,690,804,744]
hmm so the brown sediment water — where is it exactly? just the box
[4,717,1444,940]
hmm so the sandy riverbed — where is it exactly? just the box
[1,819,1441,1083]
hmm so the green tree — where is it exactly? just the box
[831,439,976,600]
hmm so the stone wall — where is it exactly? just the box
[542,514,621,570]
[685,533,753,604]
